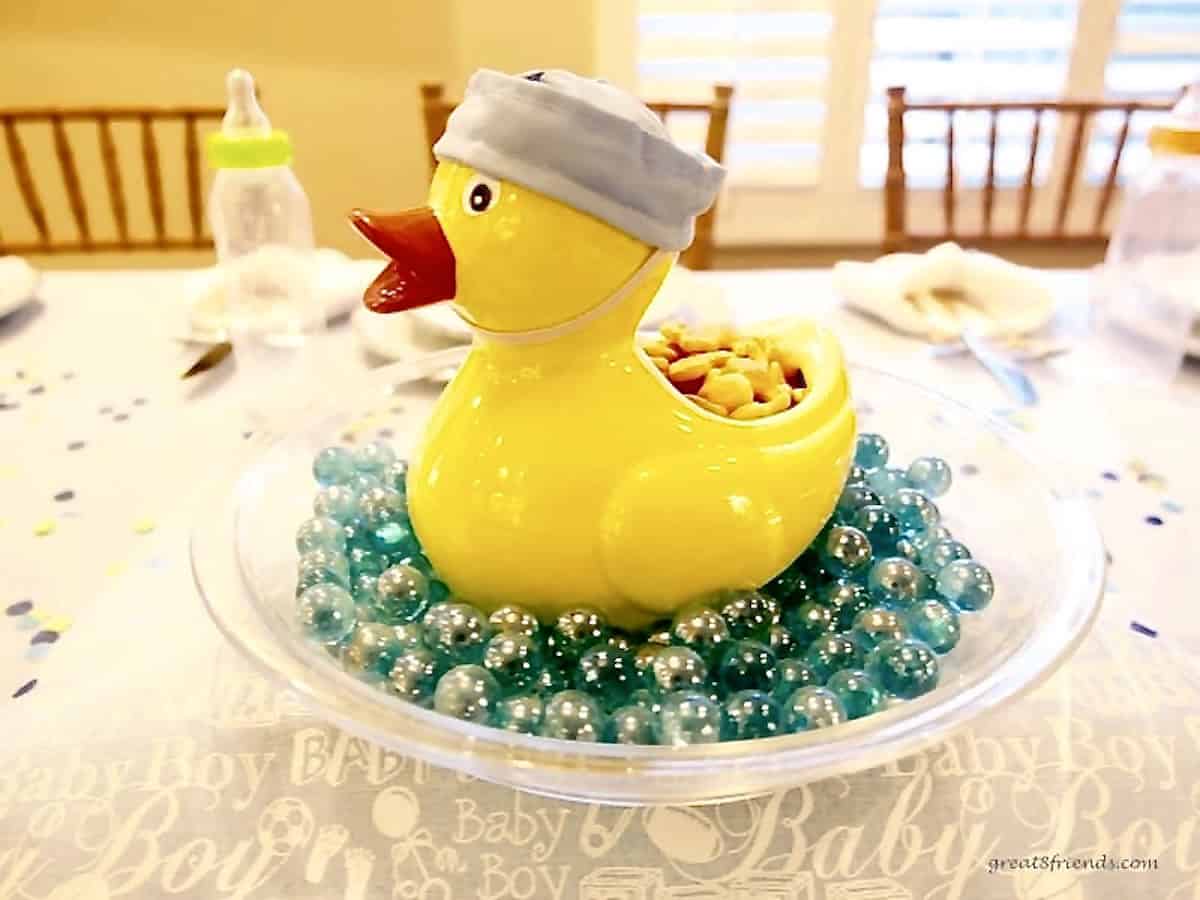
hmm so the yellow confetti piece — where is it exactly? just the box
[133,518,157,535]
[40,615,72,633]
[0,465,17,480]
[32,519,56,537]
[105,561,128,578]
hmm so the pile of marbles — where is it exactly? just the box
[294,434,994,746]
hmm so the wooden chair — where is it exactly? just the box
[0,106,223,255]
[419,82,734,270]
[883,86,1177,252]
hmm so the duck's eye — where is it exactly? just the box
[462,175,500,216]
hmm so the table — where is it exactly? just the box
[2,266,1198,900]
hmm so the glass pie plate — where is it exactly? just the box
[191,346,1105,806]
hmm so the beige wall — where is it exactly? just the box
[0,0,599,268]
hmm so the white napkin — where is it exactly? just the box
[832,242,1055,341]
[0,256,39,319]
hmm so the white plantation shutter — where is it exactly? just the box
[637,0,835,185]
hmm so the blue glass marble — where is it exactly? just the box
[605,705,659,744]
[773,657,820,701]
[804,634,863,683]
[649,646,708,694]
[297,584,357,644]
[348,546,388,579]
[867,467,908,499]
[867,638,940,699]
[835,484,883,522]
[313,446,356,486]
[818,580,873,631]
[782,600,834,649]
[920,539,971,575]
[495,693,545,734]
[545,609,609,668]
[719,590,781,640]
[867,557,924,608]
[575,646,636,708]
[296,516,347,555]
[850,606,908,653]
[854,433,889,471]
[763,564,813,605]
[297,548,350,589]
[723,689,782,740]
[825,669,884,720]
[488,605,540,638]
[659,691,727,745]
[388,647,443,706]
[906,456,952,498]
[852,505,902,556]
[716,640,778,694]
[903,599,962,654]
[433,664,500,723]
[483,632,543,695]
[671,604,731,664]
[384,459,410,493]
[344,623,412,683]
[353,440,397,477]
[936,560,995,611]
[423,602,493,664]
[783,686,847,731]
[313,484,360,524]
[766,623,799,660]
[374,564,431,624]
[884,488,941,536]
[818,525,873,578]
[541,690,606,741]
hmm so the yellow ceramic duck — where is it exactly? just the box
[351,70,855,630]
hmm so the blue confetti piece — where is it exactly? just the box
[30,630,59,646]
[1130,621,1158,638]
[1101,470,1119,481]
[1145,514,1165,527]
[5,600,32,616]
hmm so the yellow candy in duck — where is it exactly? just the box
[351,69,855,630]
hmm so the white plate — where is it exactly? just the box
[0,257,39,320]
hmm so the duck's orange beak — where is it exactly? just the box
[348,207,456,313]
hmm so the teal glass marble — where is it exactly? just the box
[845,464,869,486]
[488,605,540,638]
[313,484,360,524]
[629,687,664,715]
[867,638,940,699]
[495,693,544,734]
[313,446,356,486]
[719,590,781,640]
[541,690,606,741]
[348,546,388,579]
[384,459,410,493]
[390,621,426,649]
[894,536,921,564]
[782,601,834,649]
[921,539,971,575]
[374,564,431,624]
[867,557,924,608]
[852,504,901,556]
[388,647,443,706]
[804,634,863,683]
[482,632,543,695]
[903,599,961,653]
[818,525,873,578]
[763,564,812,605]
[575,646,636,708]
[428,579,451,605]
[646,626,673,646]
[297,584,357,645]
[825,669,884,720]
[649,646,708,694]
[716,640,778,694]
[422,602,493,664]
[724,690,782,740]
[659,691,727,746]
[296,516,348,555]
[605,705,659,744]
[909,524,952,558]
[835,484,882,522]
[605,631,634,653]
[884,488,941,536]
[353,440,397,477]
[783,686,847,731]
[349,472,383,495]
[297,548,350,589]
[351,573,380,607]
[545,608,609,668]
[773,657,820,701]
[849,606,908,653]
[344,622,411,683]
[867,467,908,498]
[433,664,500,723]
[907,456,952,498]
[671,604,731,663]
[633,643,662,681]
[766,623,799,660]
[534,665,571,696]
[818,580,873,631]
[391,550,433,577]
[936,559,995,611]
[854,433,889,471]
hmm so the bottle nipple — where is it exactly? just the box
[222,69,271,136]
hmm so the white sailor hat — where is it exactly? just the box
[433,69,727,252]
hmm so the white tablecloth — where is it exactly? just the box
[1,266,1198,900]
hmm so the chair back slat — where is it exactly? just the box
[943,111,956,237]
[3,118,50,246]
[140,114,166,245]
[96,115,130,246]
[1094,106,1135,235]
[184,113,204,241]
[982,108,999,236]
[1018,109,1043,237]
[50,114,91,247]
[1055,110,1090,236]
